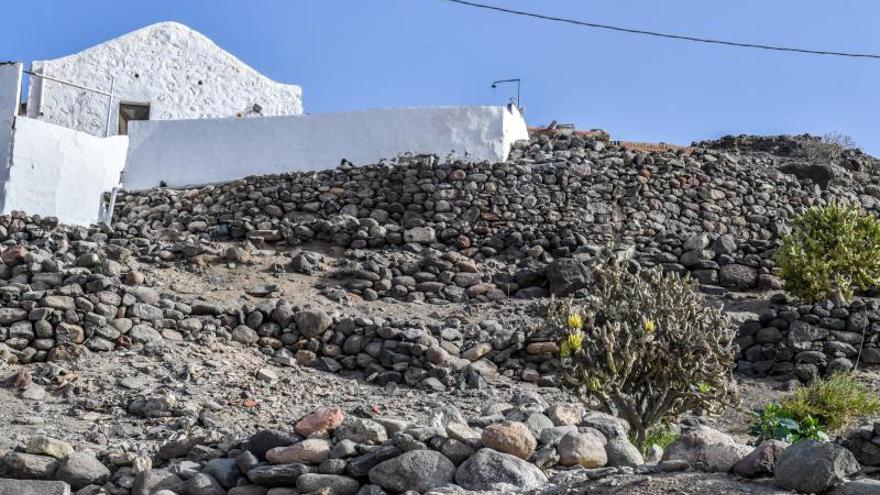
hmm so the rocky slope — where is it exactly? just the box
[1,132,880,494]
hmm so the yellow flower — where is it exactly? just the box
[643,319,656,333]
[567,313,584,330]
[560,329,584,358]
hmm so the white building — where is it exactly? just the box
[0,22,529,226]
[26,21,303,137]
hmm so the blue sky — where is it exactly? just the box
[3,0,879,154]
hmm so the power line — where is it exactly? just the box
[440,0,880,60]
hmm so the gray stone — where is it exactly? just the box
[605,437,644,467]
[54,452,109,490]
[246,464,310,487]
[368,450,455,493]
[661,427,747,472]
[132,469,183,495]
[454,448,548,491]
[733,439,787,478]
[830,480,880,495]
[0,452,58,480]
[545,258,592,296]
[0,480,70,495]
[247,429,299,460]
[719,264,758,290]
[335,418,387,445]
[774,439,860,494]
[200,458,241,488]
[295,309,333,338]
[296,473,359,495]
[184,473,225,495]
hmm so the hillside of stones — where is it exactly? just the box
[1,132,880,494]
[111,131,880,305]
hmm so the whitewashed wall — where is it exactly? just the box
[27,21,302,137]
[3,118,128,225]
[123,105,529,190]
[0,63,22,182]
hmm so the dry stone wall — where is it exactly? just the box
[112,133,880,303]
[737,295,880,380]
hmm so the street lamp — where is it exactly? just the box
[490,78,521,108]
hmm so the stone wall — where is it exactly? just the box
[0,212,559,389]
[737,296,880,380]
[111,131,880,300]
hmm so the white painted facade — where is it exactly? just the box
[123,105,529,190]
[0,62,22,180]
[27,21,302,137]
[4,117,128,225]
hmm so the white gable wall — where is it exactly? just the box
[27,22,302,137]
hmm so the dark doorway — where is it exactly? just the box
[118,102,150,135]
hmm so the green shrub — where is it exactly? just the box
[748,402,829,444]
[775,202,880,303]
[642,423,680,454]
[554,253,737,448]
[781,373,880,433]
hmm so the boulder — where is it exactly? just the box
[719,264,758,290]
[455,448,548,491]
[774,439,860,494]
[54,452,110,490]
[25,436,73,460]
[661,427,747,472]
[733,440,787,478]
[0,452,58,480]
[546,258,592,296]
[246,464,310,487]
[481,421,537,460]
[295,309,333,338]
[247,429,299,460]
[132,469,183,495]
[267,439,332,464]
[557,431,607,468]
[335,418,388,445]
[605,436,644,467]
[296,473,360,495]
[200,458,241,488]
[184,473,225,495]
[368,449,455,493]
[295,407,344,437]
[0,480,70,495]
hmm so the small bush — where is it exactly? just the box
[748,402,829,444]
[774,202,880,303]
[642,423,680,454]
[781,373,880,433]
[798,132,858,163]
[555,252,737,448]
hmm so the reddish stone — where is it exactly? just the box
[295,407,344,437]
[1,245,28,266]
[481,421,537,460]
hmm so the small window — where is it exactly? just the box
[118,102,150,135]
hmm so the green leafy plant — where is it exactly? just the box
[774,201,880,303]
[748,402,829,444]
[781,373,880,433]
[642,422,680,454]
[554,252,737,448]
